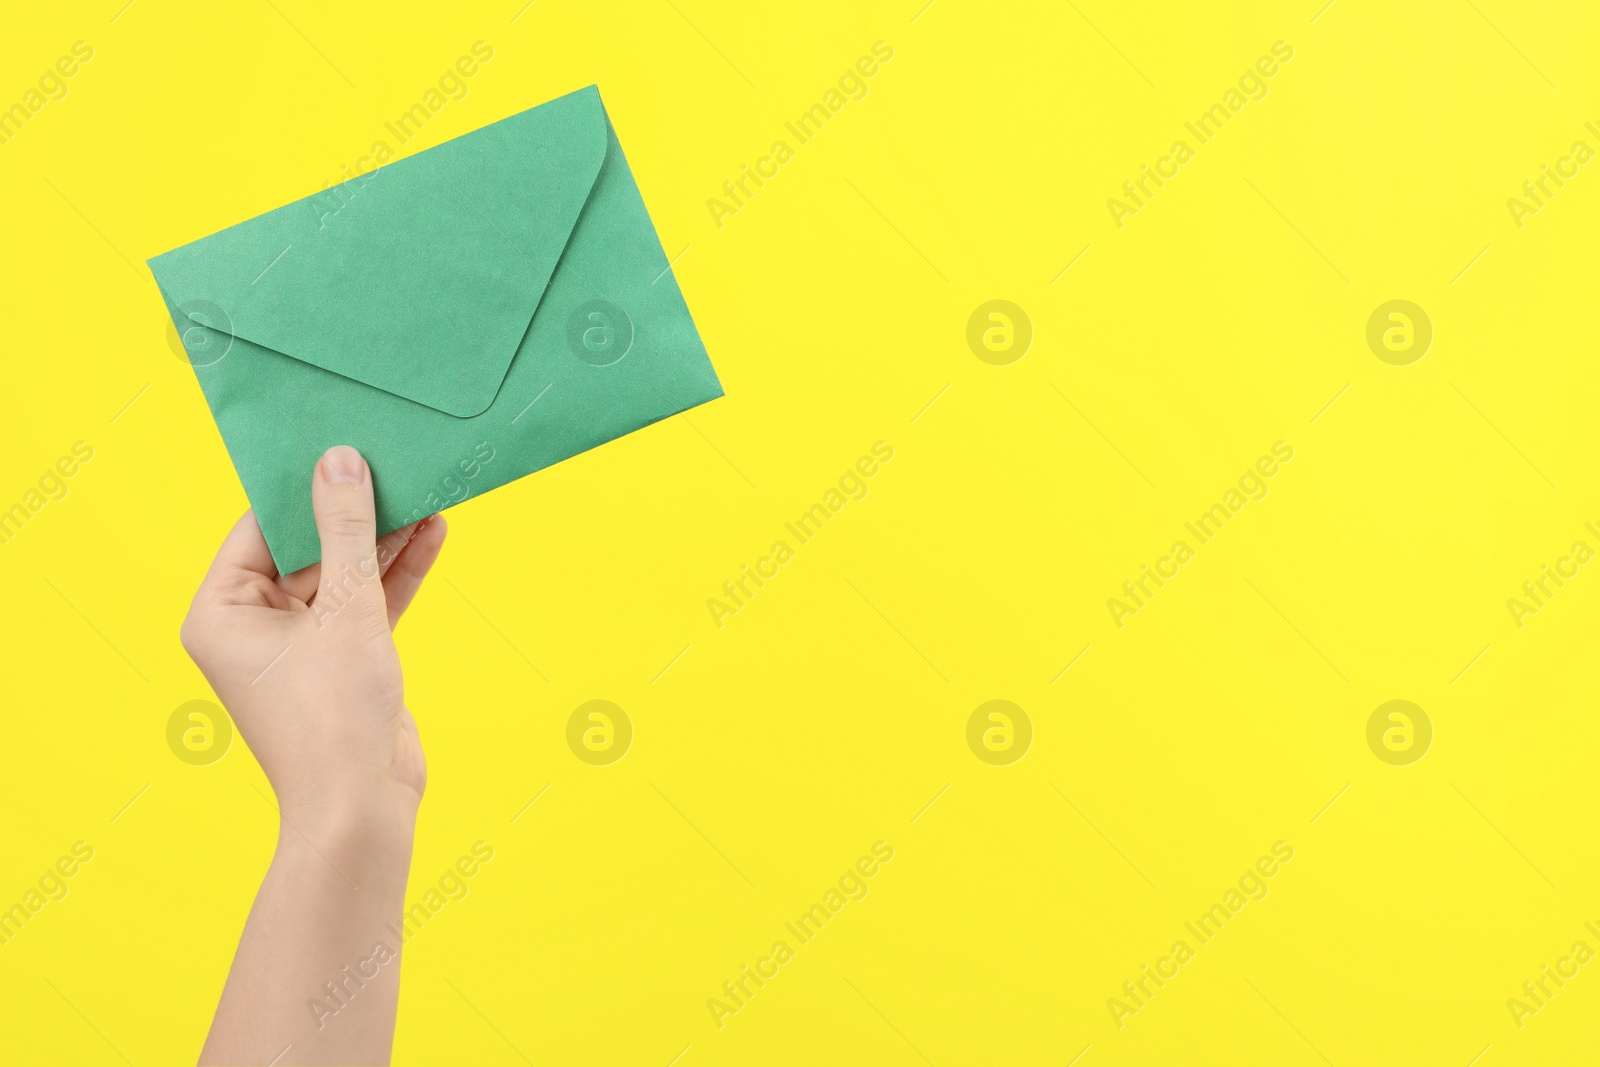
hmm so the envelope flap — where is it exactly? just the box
[148,85,608,417]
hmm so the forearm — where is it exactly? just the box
[200,804,417,1066]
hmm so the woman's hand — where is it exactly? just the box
[185,445,447,1066]
[181,445,445,825]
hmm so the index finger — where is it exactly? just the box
[203,510,278,585]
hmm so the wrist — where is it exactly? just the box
[276,788,419,867]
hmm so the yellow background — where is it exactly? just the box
[3,0,1599,1063]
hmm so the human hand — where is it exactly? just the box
[187,445,448,1065]
[181,445,448,832]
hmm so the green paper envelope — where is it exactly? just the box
[149,84,722,573]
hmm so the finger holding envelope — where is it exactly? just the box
[205,448,438,614]
[280,446,446,625]
[197,509,300,610]
[276,447,435,604]
[382,514,447,630]
[276,518,426,605]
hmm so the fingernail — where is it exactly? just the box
[323,445,365,485]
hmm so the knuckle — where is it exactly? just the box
[320,510,374,540]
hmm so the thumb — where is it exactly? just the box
[312,445,383,611]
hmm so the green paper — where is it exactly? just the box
[150,84,722,573]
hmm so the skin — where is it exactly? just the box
[184,445,447,1066]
